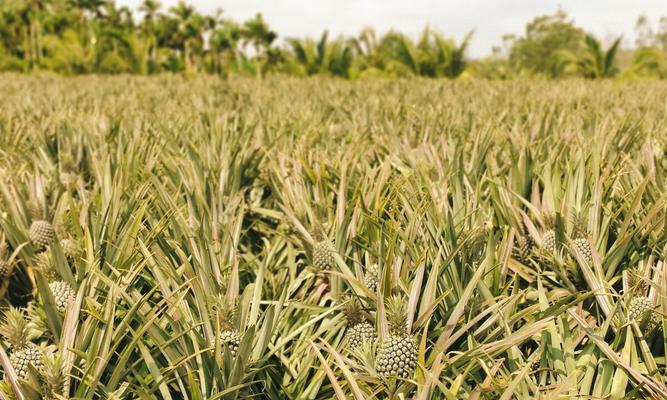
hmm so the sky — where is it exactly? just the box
[115,0,667,57]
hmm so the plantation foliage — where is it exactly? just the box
[0,76,666,398]
[2,1,667,79]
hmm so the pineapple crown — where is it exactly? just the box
[542,213,556,230]
[211,295,239,331]
[0,240,7,260]
[0,307,30,349]
[27,199,44,221]
[385,295,409,335]
[34,252,59,282]
[41,353,66,398]
[312,230,325,242]
[342,297,366,326]
[624,267,650,296]
[571,210,589,239]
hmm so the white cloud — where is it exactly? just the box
[116,0,667,57]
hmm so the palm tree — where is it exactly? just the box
[630,46,666,78]
[558,34,622,78]
[168,1,204,72]
[240,13,276,77]
[210,17,242,74]
[139,0,161,72]
[378,31,420,76]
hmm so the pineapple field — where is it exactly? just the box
[0,75,666,399]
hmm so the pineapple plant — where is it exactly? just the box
[30,220,55,251]
[376,296,417,379]
[364,264,379,292]
[0,307,43,380]
[343,298,376,349]
[48,281,76,313]
[313,238,336,271]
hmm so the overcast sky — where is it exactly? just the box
[116,0,667,57]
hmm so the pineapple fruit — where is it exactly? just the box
[627,296,658,332]
[9,346,43,381]
[541,214,557,253]
[0,307,42,380]
[49,281,76,313]
[313,239,336,271]
[220,329,241,357]
[217,298,241,357]
[571,212,593,265]
[376,296,417,379]
[0,241,11,280]
[572,238,593,265]
[343,298,376,349]
[364,264,379,292]
[515,234,534,262]
[30,220,55,251]
[542,230,556,253]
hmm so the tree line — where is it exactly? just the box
[1,1,667,79]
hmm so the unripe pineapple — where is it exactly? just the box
[220,329,241,357]
[0,308,42,380]
[0,242,11,280]
[343,298,376,349]
[30,220,55,251]
[376,296,417,379]
[9,345,43,380]
[364,264,379,292]
[0,260,9,280]
[628,296,658,331]
[49,281,76,313]
[514,235,534,261]
[542,230,556,253]
[571,212,592,265]
[215,296,241,357]
[348,322,376,349]
[572,238,593,265]
[313,240,335,271]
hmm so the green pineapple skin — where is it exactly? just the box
[30,220,55,251]
[9,345,42,380]
[515,235,535,261]
[313,241,335,270]
[628,296,657,331]
[376,334,418,378]
[220,329,241,357]
[0,260,10,279]
[347,322,377,349]
[572,238,593,265]
[542,230,556,253]
[364,264,379,292]
[49,281,76,313]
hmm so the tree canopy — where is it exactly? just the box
[0,1,666,79]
